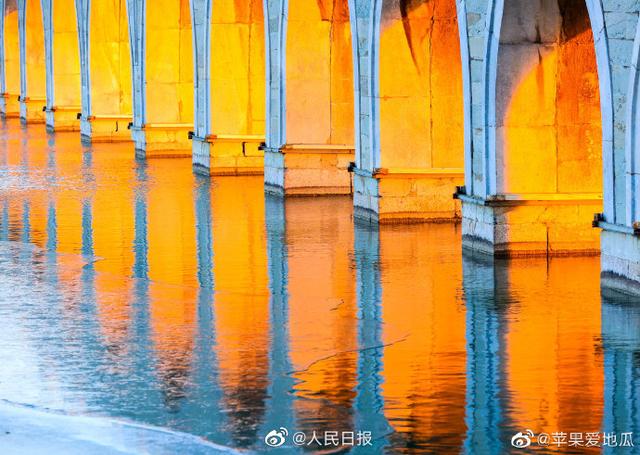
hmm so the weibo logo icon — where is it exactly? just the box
[511,430,535,449]
[264,427,289,448]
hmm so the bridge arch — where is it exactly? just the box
[18,0,46,122]
[351,0,465,222]
[128,0,193,157]
[1,0,20,117]
[488,0,603,198]
[459,0,608,257]
[76,0,132,142]
[264,0,355,196]
[190,0,265,175]
[42,0,82,131]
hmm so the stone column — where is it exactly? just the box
[41,0,53,127]
[126,0,146,157]
[190,0,212,173]
[349,0,382,220]
[591,2,640,294]
[74,0,91,138]
[0,0,7,115]
[262,0,287,191]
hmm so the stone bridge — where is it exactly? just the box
[1,0,640,294]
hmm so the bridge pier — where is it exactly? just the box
[595,3,640,295]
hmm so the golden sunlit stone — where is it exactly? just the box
[83,0,132,142]
[269,0,355,195]
[140,0,193,156]
[46,0,81,131]
[462,0,603,257]
[376,0,464,222]
[2,5,20,118]
[20,0,46,123]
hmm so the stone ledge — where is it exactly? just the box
[462,196,602,257]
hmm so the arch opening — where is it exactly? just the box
[47,0,81,130]
[496,0,602,199]
[142,0,193,155]
[475,0,604,256]
[205,0,265,174]
[86,0,132,141]
[275,0,354,195]
[374,0,465,222]
[2,1,20,117]
[20,0,46,122]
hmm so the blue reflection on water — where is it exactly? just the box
[0,120,638,454]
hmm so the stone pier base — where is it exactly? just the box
[80,115,133,143]
[0,94,20,118]
[460,194,602,257]
[353,168,464,223]
[601,228,640,296]
[19,98,46,124]
[264,144,354,196]
[192,134,264,176]
[45,107,81,132]
[131,124,192,159]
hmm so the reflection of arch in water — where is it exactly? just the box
[461,252,604,444]
[379,224,466,450]
[211,177,270,447]
[285,196,358,438]
[76,0,132,143]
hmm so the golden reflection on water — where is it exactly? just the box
[0,119,634,453]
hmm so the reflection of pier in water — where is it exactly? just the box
[0,119,638,452]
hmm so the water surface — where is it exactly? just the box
[0,120,638,454]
